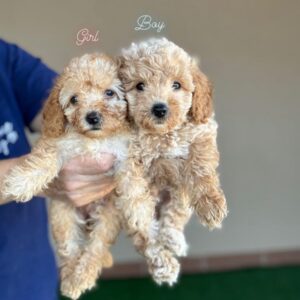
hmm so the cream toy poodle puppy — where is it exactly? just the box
[1,53,129,299]
[116,38,228,285]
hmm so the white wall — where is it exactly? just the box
[1,0,299,262]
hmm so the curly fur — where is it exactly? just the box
[0,53,130,299]
[0,39,228,292]
[116,38,228,285]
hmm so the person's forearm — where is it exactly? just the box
[0,156,26,204]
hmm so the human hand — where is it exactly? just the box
[44,154,116,207]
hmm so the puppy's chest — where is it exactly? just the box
[139,119,218,165]
[58,133,129,172]
[135,133,192,186]
[139,132,191,165]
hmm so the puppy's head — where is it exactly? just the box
[119,38,213,134]
[42,53,127,138]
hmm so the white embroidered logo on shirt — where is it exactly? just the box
[0,122,19,156]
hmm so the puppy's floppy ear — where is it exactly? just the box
[189,59,213,124]
[114,55,124,68]
[42,80,65,138]
[114,55,133,124]
[115,56,126,80]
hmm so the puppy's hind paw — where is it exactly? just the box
[147,246,180,286]
[61,268,98,300]
[61,251,111,299]
[61,280,82,300]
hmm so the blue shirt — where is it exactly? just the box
[0,39,58,300]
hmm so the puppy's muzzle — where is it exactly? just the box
[151,103,168,119]
[85,111,102,129]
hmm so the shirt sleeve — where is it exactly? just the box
[7,42,58,130]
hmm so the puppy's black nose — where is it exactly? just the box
[151,103,168,118]
[86,111,101,125]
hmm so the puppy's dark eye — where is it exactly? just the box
[172,81,181,90]
[70,95,78,104]
[136,82,145,91]
[105,89,115,97]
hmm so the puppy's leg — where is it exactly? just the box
[191,173,227,230]
[61,200,121,300]
[117,161,180,285]
[116,164,156,258]
[158,189,192,257]
[49,200,84,299]
[116,167,155,233]
[1,139,62,202]
[122,198,180,286]
[187,135,228,229]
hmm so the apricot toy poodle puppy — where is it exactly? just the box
[1,53,130,299]
[116,38,228,285]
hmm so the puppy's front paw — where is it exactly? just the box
[196,192,228,230]
[146,245,180,286]
[1,167,46,202]
[1,176,32,202]
[159,227,188,257]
